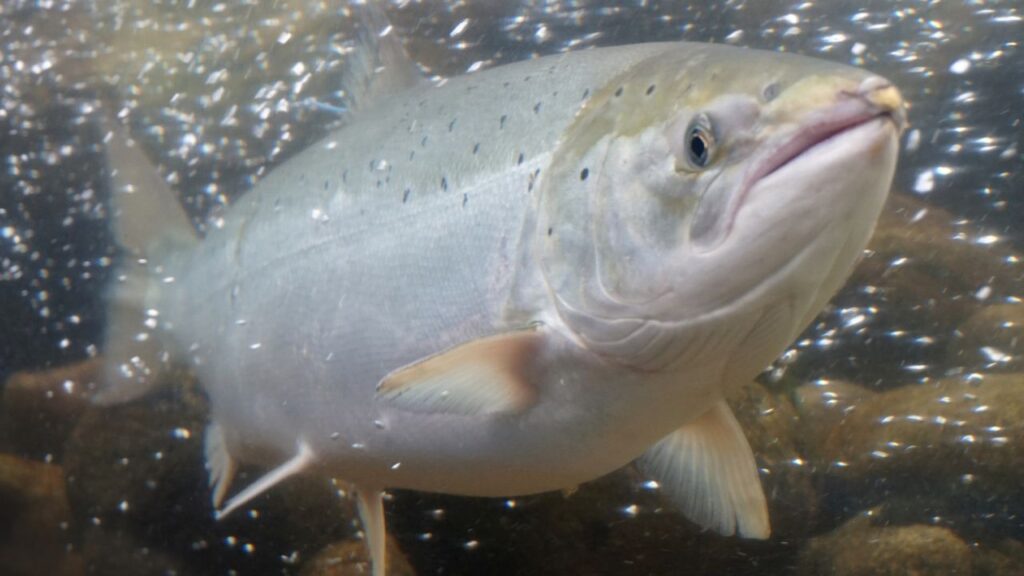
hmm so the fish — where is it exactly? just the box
[98,13,906,575]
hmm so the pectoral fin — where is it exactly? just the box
[376,327,544,416]
[637,399,770,539]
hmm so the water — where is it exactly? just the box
[0,1,1021,574]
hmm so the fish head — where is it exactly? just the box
[538,45,906,374]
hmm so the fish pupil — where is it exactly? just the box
[689,130,709,167]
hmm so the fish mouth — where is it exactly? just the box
[691,77,905,252]
[752,101,902,186]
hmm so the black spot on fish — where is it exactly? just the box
[323,179,330,190]
[421,136,429,147]
[646,84,656,95]
[517,152,524,165]
[533,101,542,114]
[409,150,415,161]
[463,193,468,207]
[500,114,507,129]
[342,170,348,183]
[580,168,589,181]
[473,143,480,154]
[403,188,411,203]
[582,88,590,100]
[441,176,448,191]
[524,75,531,82]
[547,226,553,236]
[614,86,624,97]
[449,118,457,132]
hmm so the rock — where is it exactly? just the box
[388,470,788,576]
[63,372,211,533]
[0,453,83,576]
[1,357,99,459]
[949,304,1024,373]
[797,514,972,576]
[817,373,1024,532]
[300,537,415,576]
[790,193,1024,387]
[856,194,1023,326]
[792,379,876,465]
[972,539,1024,576]
[79,526,188,576]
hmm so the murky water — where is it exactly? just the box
[1,1,1021,575]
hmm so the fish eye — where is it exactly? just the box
[685,114,715,169]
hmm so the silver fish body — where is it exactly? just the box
[102,39,904,575]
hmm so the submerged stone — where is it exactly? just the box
[1,357,98,460]
[0,453,82,576]
[797,515,971,576]
[816,373,1024,532]
[949,304,1024,373]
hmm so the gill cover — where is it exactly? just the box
[536,49,744,367]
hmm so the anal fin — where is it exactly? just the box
[355,486,387,576]
[204,423,237,510]
[376,327,544,416]
[637,399,770,539]
[215,438,316,520]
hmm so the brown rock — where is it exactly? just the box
[792,379,876,464]
[855,194,1023,328]
[300,537,415,576]
[0,453,83,576]
[797,515,972,576]
[972,539,1024,576]
[799,193,1024,387]
[1,357,99,459]
[79,527,188,576]
[949,304,1024,373]
[818,373,1024,527]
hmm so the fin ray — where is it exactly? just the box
[638,399,770,539]
[204,423,237,510]
[355,486,387,576]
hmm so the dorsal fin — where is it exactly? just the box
[341,1,425,115]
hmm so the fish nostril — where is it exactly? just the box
[761,82,781,103]
[856,76,892,96]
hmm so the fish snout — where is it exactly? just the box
[846,76,908,133]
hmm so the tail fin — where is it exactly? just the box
[95,120,198,404]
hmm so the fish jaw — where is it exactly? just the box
[691,74,906,253]
[536,63,904,375]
